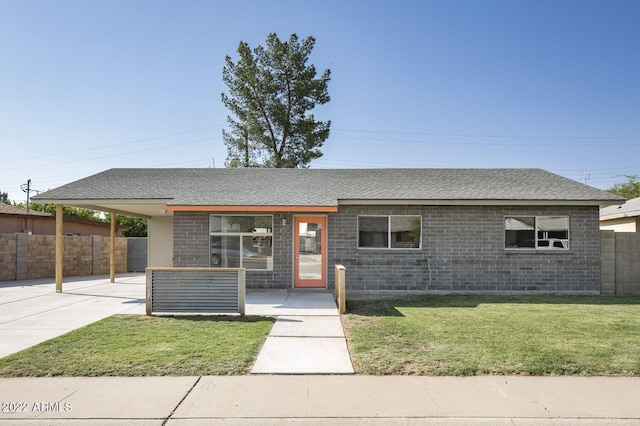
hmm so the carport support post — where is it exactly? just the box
[55,204,63,293]
[110,212,116,283]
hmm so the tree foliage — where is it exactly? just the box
[607,175,640,200]
[0,190,9,205]
[116,215,148,237]
[221,33,331,168]
[15,202,104,220]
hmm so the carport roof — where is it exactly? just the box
[33,168,624,217]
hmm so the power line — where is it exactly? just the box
[332,128,640,140]
[329,135,640,147]
[4,125,223,162]
[2,137,217,172]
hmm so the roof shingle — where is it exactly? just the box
[34,168,623,207]
[600,196,640,220]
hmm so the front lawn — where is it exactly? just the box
[342,295,640,376]
[0,315,274,377]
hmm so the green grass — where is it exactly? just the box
[342,295,640,376]
[0,315,274,377]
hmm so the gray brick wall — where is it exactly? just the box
[173,211,210,267]
[328,205,601,294]
[172,211,294,289]
[172,206,601,294]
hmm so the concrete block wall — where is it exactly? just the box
[27,235,56,279]
[602,231,640,296]
[172,211,294,289]
[63,236,94,277]
[0,233,127,282]
[328,206,427,292]
[98,237,127,274]
[173,206,602,293]
[173,211,210,268]
[328,205,601,294]
[0,234,17,281]
[16,233,28,280]
[92,235,102,275]
[600,230,616,295]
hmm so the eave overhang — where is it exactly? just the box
[30,198,174,219]
[337,199,623,207]
[167,205,338,213]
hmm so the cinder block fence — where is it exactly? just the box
[601,231,640,296]
[0,233,127,282]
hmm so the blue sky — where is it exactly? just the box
[2,0,639,203]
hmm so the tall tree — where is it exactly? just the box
[0,190,9,205]
[222,33,331,168]
[608,175,640,200]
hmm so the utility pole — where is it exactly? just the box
[21,179,32,213]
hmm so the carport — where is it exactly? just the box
[32,194,172,292]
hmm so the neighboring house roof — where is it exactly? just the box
[0,203,127,231]
[0,204,53,217]
[600,197,640,221]
[34,168,624,217]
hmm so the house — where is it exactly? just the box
[0,204,127,237]
[34,168,623,294]
[600,197,640,232]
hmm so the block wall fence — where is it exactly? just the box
[600,230,640,296]
[0,233,127,282]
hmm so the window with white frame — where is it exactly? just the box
[505,216,569,250]
[358,215,422,249]
[209,215,273,270]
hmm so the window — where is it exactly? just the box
[210,215,273,270]
[505,216,569,250]
[358,215,421,249]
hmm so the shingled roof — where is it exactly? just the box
[34,168,623,216]
[600,196,640,221]
[0,204,52,217]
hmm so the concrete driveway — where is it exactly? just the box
[0,274,146,358]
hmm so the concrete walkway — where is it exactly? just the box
[247,292,354,374]
[2,375,640,424]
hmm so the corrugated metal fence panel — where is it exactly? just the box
[150,270,241,313]
[127,237,148,272]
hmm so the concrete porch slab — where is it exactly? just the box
[251,336,354,374]
[245,291,338,316]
